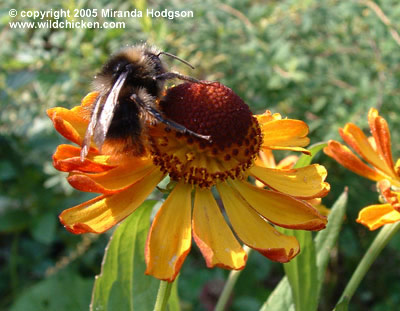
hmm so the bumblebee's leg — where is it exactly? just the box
[154,71,215,84]
[130,94,211,141]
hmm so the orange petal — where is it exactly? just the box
[73,92,99,110]
[377,180,400,212]
[145,182,192,281]
[260,119,310,149]
[67,158,155,194]
[48,111,88,146]
[230,180,327,230]
[340,124,395,178]
[47,93,98,146]
[250,164,330,199]
[324,140,384,181]
[59,169,164,234]
[53,144,114,173]
[217,182,300,262]
[368,108,395,170]
[357,203,400,230]
[193,188,247,270]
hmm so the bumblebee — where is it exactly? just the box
[80,44,210,161]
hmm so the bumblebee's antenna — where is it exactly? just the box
[158,51,195,70]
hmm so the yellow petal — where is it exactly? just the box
[217,182,300,262]
[230,180,327,230]
[341,124,395,178]
[260,119,310,149]
[193,188,247,270]
[266,146,311,155]
[250,164,330,199]
[276,155,299,169]
[324,140,384,182]
[59,169,163,234]
[145,182,192,281]
[67,157,155,194]
[395,158,400,176]
[255,150,277,168]
[256,110,282,123]
[357,204,400,231]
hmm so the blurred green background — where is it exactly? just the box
[1,0,400,310]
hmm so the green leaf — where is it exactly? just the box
[260,189,348,311]
[314,189,348,298]
[31,213,57,245]
[282,230,318,311]
[90,200,160,311]
[11,270,92,311]
[0,209,31,233]
[294,142,327,168]
[271,142,328,311]
[259,277,294,311]
[333,298,349,311]
[168,278,181,311]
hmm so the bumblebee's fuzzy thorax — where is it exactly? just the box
[93,46,166,98]
[79,43,210,162]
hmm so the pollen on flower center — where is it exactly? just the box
[148,82,262,188]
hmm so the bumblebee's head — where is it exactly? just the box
[144,51,164,75]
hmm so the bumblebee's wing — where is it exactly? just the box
[80,96,103,161]
[92,71,128,152]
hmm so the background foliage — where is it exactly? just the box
[1,0,400,310]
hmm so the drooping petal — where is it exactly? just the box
[145,182,192,282]
[47,92,98,147]
[67,158,155,194]
[47,108,90,146]
[255,150,277,168]
[217,182,300,262]
[324,140,384,182]
[377,180,400,212]
[313,202,330,217]
[53,144,115,173]
[260,119,310,149]
[230,180,327,230]
[357,204,400,230]
[276,155,299,169]
[59,169,164,234]
[193,188,247,270]
[340,124,395,178]
[368,108,395,171]
[250,164,330,199]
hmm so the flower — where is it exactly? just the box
[48,82,329,281]
[324,108,400,230]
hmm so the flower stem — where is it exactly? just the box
[338,222,400,304]
[153,280,173,311]
[214,246,251,311]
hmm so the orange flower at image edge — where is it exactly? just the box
[324,108,400,230]
[48,82,329,281]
